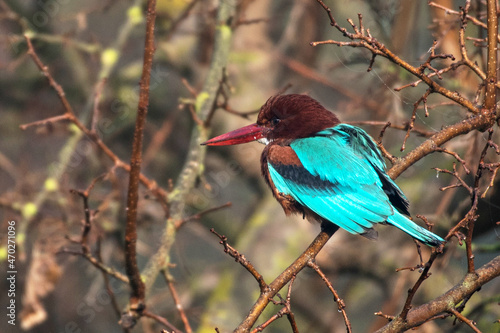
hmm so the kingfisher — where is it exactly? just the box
[202,94,444,247]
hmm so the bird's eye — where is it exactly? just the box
[270,117,280,126]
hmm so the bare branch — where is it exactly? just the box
[122,0,157,326]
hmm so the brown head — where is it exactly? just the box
[202,94,341,146]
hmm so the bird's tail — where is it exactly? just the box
[387,212,444,247]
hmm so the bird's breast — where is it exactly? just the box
[261,143,307,214]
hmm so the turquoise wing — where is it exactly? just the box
[267,124,395,237]
[267,124,443,246]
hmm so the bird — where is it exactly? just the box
[202,94,444,247]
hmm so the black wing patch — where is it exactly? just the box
[375,169,410,216]
[270,162,339,191]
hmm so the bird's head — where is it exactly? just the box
[202,94,340,146]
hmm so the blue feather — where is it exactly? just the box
[267,124,444,246]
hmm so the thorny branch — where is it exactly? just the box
[448,307,482,333]
[60,177,130,283]
[233,222,338,333]
[308,1,499,332]
[312,0,498,180]
[22,36,169,211]
[162,269,193,333]
[375,255,500,333]
[211,228,268,292]
[312,1,478,112]
[251,276,298,333]
[308,260,352,333]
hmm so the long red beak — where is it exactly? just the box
[201,123,265,146]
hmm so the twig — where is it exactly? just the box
[67,173,107,253]
[141,0,237,295]
[161,269,193,333]
[277,54,383,113]
[69,189,93,252]
[175,202,232,229]
[19,114,71,129]
[210,228,268,292]
[435,163,473,194]
[311,1,498,180]
[401,89,432,152]
[375,255,500,332]
[95,238,127,326]
[400,249,441,320]
[347,120,436,138]
[308,260,352,333]
[374,311,395,322]
[374,122,397,164]
[91,78,107,133]
[122,0,156,325]
[58,247,129,283]
[313,0,480,114]
[448,308,482,333]
[388,112,497,179]
[22,35,169,211]
[142,310,183,333]
[251,276,298,333]
[483,0,498,111]
[434,147,470,174]
[233,222,338,333]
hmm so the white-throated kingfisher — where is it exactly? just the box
[202,94,444,246]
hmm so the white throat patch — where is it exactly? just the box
[257,137,271,145]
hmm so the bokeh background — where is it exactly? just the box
[1,0,499,332]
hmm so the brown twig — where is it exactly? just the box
[210,228,268,292]
[161,270,193,333]
[375,255,500,332]
[69,189,93,252]
[448,308,482,333]
[435,147,471,174]
[277,54,383,113]
[141,0,237,293]
[435,163,473,194]
[122,0,156,325]
[401,89,432,151]
[308,260,352,333]
[67,173,107,253]
[251,276,299,333]
[483,0,498,115]
[143,111,178,169]
[58,247,129,283]
[313,0,479,114]
[251,275,299,333]
[19,114,71,129]
[375,121,397,164]
[22,35,169,212]
[311,1,498,180]
[175,202,231,229]
[429,1,485,30]
[233,222,338,333]
[374,311,395,322]
[347,120,436,138]
[388,111,497,179]
[142,310,183,333]
[95,238,127,328]
[395,237,424,272]
[399,248,441,320]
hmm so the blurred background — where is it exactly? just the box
[1,0,499,332]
